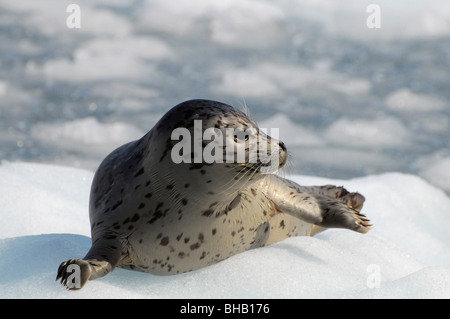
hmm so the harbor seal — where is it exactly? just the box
[56,99,371,290]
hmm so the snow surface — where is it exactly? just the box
[0,161,449,299]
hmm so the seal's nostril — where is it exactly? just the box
[279,142,286,152]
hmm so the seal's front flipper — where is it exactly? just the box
[56,259,91,290]
[56,237,122,290]
[56,258,114,290]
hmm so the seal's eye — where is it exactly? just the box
[233,130,249,143]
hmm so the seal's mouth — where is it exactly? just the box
[242,157,287,175]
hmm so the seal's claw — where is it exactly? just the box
[340,192,371,233]
[352,210,373,234]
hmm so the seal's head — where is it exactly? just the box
[145,99,286,195]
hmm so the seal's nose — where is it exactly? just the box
[278,141,286,153]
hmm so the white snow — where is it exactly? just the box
[0,161,449,299]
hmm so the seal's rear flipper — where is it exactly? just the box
[261,176,372,234]
[299,185,365,212]
[316,196,372,233]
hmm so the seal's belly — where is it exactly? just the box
[121,211,260,275]
[121,206,311,275]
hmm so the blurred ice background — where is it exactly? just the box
[0,0,449,193]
